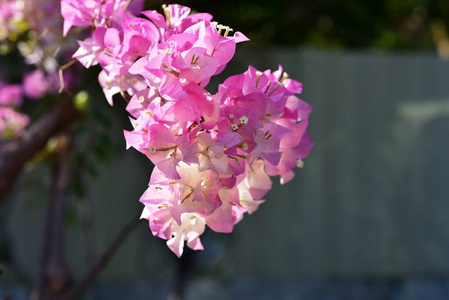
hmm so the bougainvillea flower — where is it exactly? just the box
[66,3,313,257]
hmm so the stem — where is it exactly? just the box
[62,213,142,300]
[169,248,197,300]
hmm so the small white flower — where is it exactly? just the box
[239,116,248,124]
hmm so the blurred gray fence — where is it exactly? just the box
[4,49,449,287]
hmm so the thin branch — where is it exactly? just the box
[0,100,80,203]
[62,213,142,300]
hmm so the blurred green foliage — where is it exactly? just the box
[152,0,449,50]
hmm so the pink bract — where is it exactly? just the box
[0,84,23,107]
[23,70,48,100]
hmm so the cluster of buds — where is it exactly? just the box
[64,1,313,256]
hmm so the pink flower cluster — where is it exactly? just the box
[0,0,62,42]
[0,68,67,141]
[0,67,56,140]
[0,77,28,139]
[0,0,75,141]
[0,106,29,139]
[0,0,24,40]
[64,2,313,257]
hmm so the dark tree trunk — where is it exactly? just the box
[30,131,73,300]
